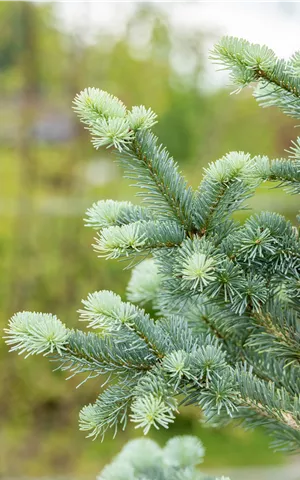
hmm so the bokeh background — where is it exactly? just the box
[1,2,300,479]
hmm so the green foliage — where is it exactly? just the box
[5,36,300,462]
[1,4,296,474]
[5,311,68,356]
[211,36,300,119]
[97,436,230,480]
[85,200,154,230]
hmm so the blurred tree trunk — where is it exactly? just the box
[9,2,40,312]
[58,3,91,315]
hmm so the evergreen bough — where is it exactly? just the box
[97,436,230,480]
[5,37,300,454]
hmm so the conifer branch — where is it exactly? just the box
[93,220,185,259]
[5,37,300,454]
[211,36,300,119]
[85,200,155,230]
[73,89,195,231]
[119,133,195,230]
[193,152,259,233]
[97,436,230,480]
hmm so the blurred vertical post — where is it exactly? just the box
[9,2,40,311]
[58,3,91,309]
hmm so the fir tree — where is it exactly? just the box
[5,37,300,453]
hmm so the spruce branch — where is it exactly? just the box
[193,151,259,232]
[85,200,155,230]
[4,311,69,357]
[247,305,300,365]
[119,131,195,230]
[289,51,300,76]
[97,436,228,480]
[91,117,134,151]
[93,220,185,259]
[5,37,300,453]
[74,89,195,231]
[73,88,127,123]
[235,366,300,433]
[57,328,156,378]
[127,258,161,305]
[78,290,141,333]
[253,155,300,194]
[79,383,134,440]
[211,36,300,118]
[130,394,177,434]
[79,290,172,358]
[127,105,158,131]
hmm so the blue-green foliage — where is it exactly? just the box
[97,436,230,480]
[4,37,300,453]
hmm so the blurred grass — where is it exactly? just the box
[0,2,299,477]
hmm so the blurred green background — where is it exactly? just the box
[0,2,299,478]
